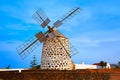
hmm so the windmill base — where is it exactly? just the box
[40,35,74,70]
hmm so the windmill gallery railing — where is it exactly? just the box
[0,69,113,80]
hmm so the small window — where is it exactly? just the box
[55,65,57,67]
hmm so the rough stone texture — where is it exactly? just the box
[0,69,111,80]
[40,32,74,70]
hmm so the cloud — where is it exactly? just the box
[0,0,120,67]
[0,2,34,24]
[0,0,74,24]
[69,28,120,48]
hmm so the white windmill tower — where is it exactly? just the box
[16,7,80,70]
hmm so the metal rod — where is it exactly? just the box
[61,7,79,22]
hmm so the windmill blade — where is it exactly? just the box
[56,37,71,57]
[48,30,60,38]
[53,7,80,28]
[16,36,40,59]
[69,42,79,57]
[48,30,71,57]
[36,32,46,42]
[56,38,79,57]
[32,8,50,28]
[54,34,79,57]
[48,30,79,57]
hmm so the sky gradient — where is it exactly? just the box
[0,0,120,68]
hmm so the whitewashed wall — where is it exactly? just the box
[75,64,97,69]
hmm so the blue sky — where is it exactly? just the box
[0,0,120,68]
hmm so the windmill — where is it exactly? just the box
[16,7,80,70]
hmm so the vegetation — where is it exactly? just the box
[115,61,120,68]
[99,61,107,68]
[30,55,40,69]
[118,61,120,67]
[6,64,11,69]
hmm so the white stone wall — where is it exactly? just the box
[40,34,74,70]
[75,64,97,69]
[0,68,27,73]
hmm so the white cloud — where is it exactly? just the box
[0,0,120,66]
[69,28,120,48]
